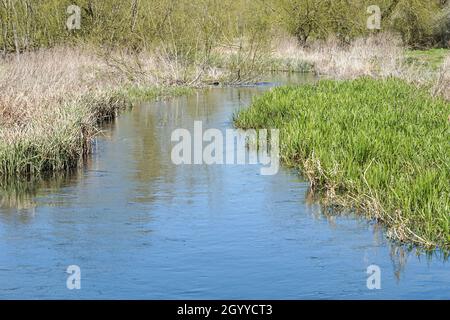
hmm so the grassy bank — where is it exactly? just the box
[234,78,450,249]
[271,34,450,102]
[0,91,129,176]
[1,34,448,179]
[0,47,195,178]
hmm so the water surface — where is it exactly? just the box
[0,73,449,299]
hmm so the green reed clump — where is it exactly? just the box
[234,77,450,249]
[0,90,130,177]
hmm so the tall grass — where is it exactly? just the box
[234,78,450,249]
[271,33,450,101]
[0,46,198,178]
[432,54,450,101]
[0,90,131,176]
[272,33,405,79]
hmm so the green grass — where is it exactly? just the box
[234,78,450,250]
[405,48,450,70]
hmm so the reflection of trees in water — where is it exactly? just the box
[131,105,162,179]
[389,244,409,282]
[387,243,449,282]
[128,88,259,205]
[0,137,102,218]
[0,178,38,211]
[0,166,85,219]
[180,87,257,121]
[128,97,192,204]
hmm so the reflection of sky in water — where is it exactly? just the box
[0,74,449,299]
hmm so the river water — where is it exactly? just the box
[0,73,448,299]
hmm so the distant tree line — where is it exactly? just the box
[0,0,449,54]
[271,0,450,48]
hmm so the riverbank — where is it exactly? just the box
[1,35,448,179]
[0,47,198,178]
[271,34,450,100]
[234,77,450,250]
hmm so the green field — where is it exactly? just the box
[405,49,450,70]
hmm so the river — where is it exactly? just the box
[0,73,448,299]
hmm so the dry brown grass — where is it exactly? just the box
[99,48,229,86]
[432,54,450,100]
[0,41,267,138]
[273,33,405,79]
[0,47,133,177]
[272,33,448,100]
[0,45,223,132]
[0,46,119,128]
